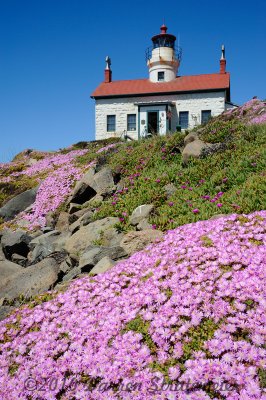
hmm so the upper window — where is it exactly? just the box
[107,115,116,132]
[179,111,189,129]
[201,110,211,125]
[127,114,136,131]
[158,71,165,81]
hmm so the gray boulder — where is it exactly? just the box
[120,229,163,256]
[69,167,114,205]
[55,211,69,232]
[137,219,153,231]
[182,139,224,164]
[91,167,115,195]
[64,217,119,257]
[79,245,127,269]
[0,186,39,221]
[129,204,154,226]
[89,256,115,275]
[182,139,206,163]
[163,183,177,198]
[62,266,82,282]
[28,230,67,264]
[0,259,24,281]
[1,229,32,259]
[99,227,124,247]
[184,131,199,146]
[0,258,59,301]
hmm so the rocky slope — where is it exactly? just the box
[0,98,265,399]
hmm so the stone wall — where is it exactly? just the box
[94,91,226,140]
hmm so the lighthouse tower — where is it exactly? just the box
[146,24,182,82]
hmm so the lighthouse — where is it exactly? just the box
[146,24,182,82]
[92,24,234,141]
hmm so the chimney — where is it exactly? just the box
[220,45,226,74]
[104,56,112,83]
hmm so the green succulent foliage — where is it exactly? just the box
[121,315,157,354]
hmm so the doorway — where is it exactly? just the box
[147,111,158,134]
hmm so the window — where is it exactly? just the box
[127,114,136,131]
[158,71,165,81]
[107,115,116,132]
[179,111,189,129]
[201,110,211,124]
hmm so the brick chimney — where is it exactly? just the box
[220,45,226,74]
[104,56,112,83]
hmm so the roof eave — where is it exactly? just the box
[91,87,230,100]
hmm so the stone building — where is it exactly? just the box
[91,25,234,140]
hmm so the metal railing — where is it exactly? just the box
[145,46,182,63]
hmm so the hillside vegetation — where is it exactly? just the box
[0,98,265,232]
[0,98,265,399]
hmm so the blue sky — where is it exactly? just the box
[0,0,265,162]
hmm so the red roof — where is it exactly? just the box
[91,73,230,98]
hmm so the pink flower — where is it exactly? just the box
[217,203,223,208]
[192,208,199,213]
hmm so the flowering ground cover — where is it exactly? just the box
[0,210,265,399]
[0,138,120,229]
[0,99,265,232]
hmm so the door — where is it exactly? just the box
[147,111,158,134]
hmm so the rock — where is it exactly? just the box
[11,253,27,267]
[69,203,83,214]
[89,256,115,275]
[45,211,55,228]
[62,266,82,282]
[210,214,227,220]
[28,230,61,264]
[137,219,153,231]
[68,208,89,224]
[120,229,163,256]
[184,132,199,146]
[200,142,226,158]
[182,139,225,164]
[55,211,69,232]
[1,229,32,259]
[116,178,126,192]
[0,186,39,221]
[29,230,60,249]
[182,139,206,164]
[0,259,24,281]
[64,217,119,257]
[163,183,177,198]
[0,306,14,321]
[69,168,97,204]
[100,228,125,247]
[129,204,154,226]
[0,258,59,301]
[92,167,115,195]
[41,226,54,233]
[59,256,76,275]
[69,219,81,234]
[79,210,94,226]
[0,246,6,261]
[79,245,127,269]
[79,247,100,269]
[69,166,114,205]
